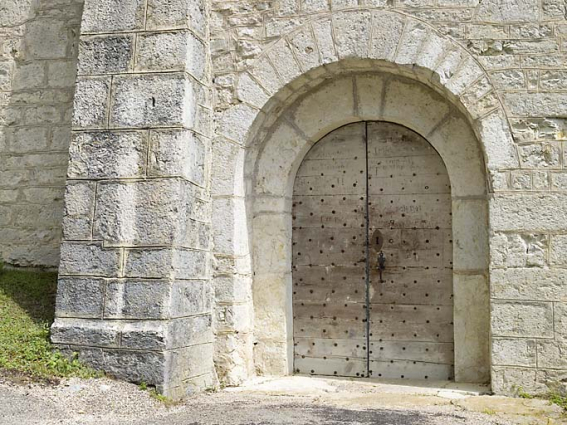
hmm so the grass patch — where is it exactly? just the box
[0,267,97,380]
[547,392,567,412]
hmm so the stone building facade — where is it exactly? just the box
[2,0,567,398]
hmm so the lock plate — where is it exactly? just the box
[371,229,384,252]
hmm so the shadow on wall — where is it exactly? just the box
[0,0,83,268]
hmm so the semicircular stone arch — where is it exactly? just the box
[212,8,519,390]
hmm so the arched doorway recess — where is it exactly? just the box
[292,121,454,381]
[243,71,496,384]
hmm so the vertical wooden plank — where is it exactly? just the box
[292,123,367,378]
[366,122,454,382]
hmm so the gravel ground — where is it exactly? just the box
[0,375,563,425]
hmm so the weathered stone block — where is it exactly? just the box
[477,0,539,22]
[215,303,253,333]
[82,0,146,33]
[59,243,121,277]
[120,322,167,350]
[62,181,96,240]
[93,179,200,245]
[56,278,105,318]
[453,274,490,383]
[212,197,249,256]
[554,303,567,340]
[103,349,165,385]
[370,12,405,61]
[72,77,111,129]
[492,366,540,395]
[105,280,170,319]
[518,143,561,169]
[135,31,206,81]
[51,318,120,347]
[492,301,554,338]
[333,11,371,59]
[124,249,175,279]
[47,61,77,89]
[491,193,567,232]
[214,275,251,304]
[292,77,355,143]
[78,35,134,75]
[537,341,567,369]
[123,248,208,280]
[396,21,429,66]
[164,343,214,391]
[147,0,206,35]
[288,27,320,72]
[68,131,147,179]
[166,315,213,349]
[492,338,537,367]
[149,129,206,185]
[491,233,547,268]
[169,280,212,317]
[312,18,338,65]
[383,77,450,137]
[267,39,302,86]
[110,73,195,129]
[5,127,49,153]
[236,73,270,110]
[504,93,567,118]
[24,19,69,59]
[12,63,44,91]
[215,103,258,145]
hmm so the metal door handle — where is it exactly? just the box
[377,251,386,283]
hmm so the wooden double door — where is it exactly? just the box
[292,122,454,381]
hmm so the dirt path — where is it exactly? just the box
[0,375,564,424]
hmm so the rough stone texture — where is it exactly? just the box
[50,0,215,399]
[208,1,567,397]
[0,0,566,399]
[0,0,83,267]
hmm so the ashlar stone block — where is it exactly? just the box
[288,27,321,72]
[72,77,111,130]
[68,131,148,179]
[312,18,338,65]
[477,0,540,23]
[24,19,69,59]
[496,261,553,297]
[62,181,96,240]
[82,0,146,33]
[51,318,120,347]
[491,193,567,232]
[78,35,134,75]
[59,243,121,277]
[149,129,206,186]
[370,12,405,61]
[56,278,106,318]
[93,179,196,246]
[537,340,567,369]
[110,73,195,129]
[135,31,206,81]
[333,11,372,59]
[146,0,207,36]
[382,77,450,136]
[492,301,554,338]
[492,338,537,367]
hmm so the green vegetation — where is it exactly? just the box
[0,266,97,380]
[138,381,180,406]
[548,391,567,412]
[514,386,567,413]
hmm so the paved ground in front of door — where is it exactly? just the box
[0,375,564,425]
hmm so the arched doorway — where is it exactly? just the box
[292,121,454,381]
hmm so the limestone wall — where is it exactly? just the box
[210,1,567,394]
[0,0,83,267]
